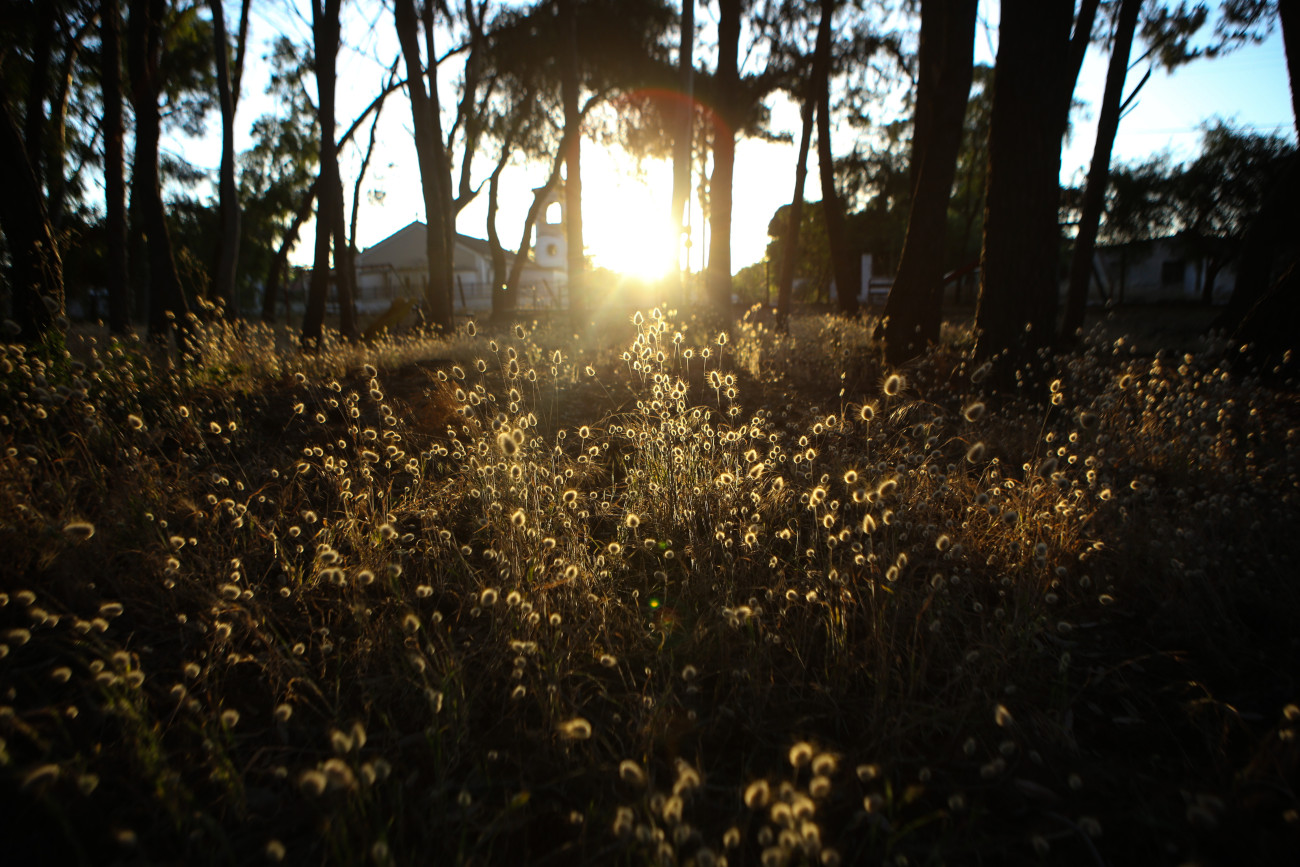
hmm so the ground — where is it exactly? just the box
[1,304,1297,865]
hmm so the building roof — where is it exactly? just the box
[358,221,542,271]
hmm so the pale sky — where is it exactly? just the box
[173,1,1296,279]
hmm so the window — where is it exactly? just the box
[1161,259,1185,285]
[545,201,562,225]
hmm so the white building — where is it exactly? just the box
[1092,235,1236,305]
[355,186,570,315]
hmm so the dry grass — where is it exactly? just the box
[1,304,1298,865]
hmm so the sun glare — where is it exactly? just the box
[593,215,676,282]
[582,158,680,282]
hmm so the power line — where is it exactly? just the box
[1122,121,1295,135]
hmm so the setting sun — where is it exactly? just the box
[590,212,677,282]
[579,154,680,282]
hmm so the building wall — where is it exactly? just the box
[354,222,565,315]
[1094,238,1234,304]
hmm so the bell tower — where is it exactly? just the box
[532,183,567,271]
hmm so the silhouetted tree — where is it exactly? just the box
[974,0,1099,372]
[559,0,587,322]
[0,87,64,341]
[102,0,130,333]
[813,0,859,316]
[394,0,454,333]
[669,0,696,306]
[207,0,250,318]
[1062,0,1231,338]
[484,0,675,318]
[1061,0,1146,340]
[1213,0,1300,360]
[882,0,977,364]
[128,0,196,353]
[768,0,825,326]
[706,0,743,317]
[303,0,358,347]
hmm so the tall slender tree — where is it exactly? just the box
[480,0,674,315]
[669,0,695,305]
[1209,0,1300,347]
[774,0,822,327]
[394,0,454,333]
[127,0,194,353]
[102,0,130,333]
[1282,0,1300,135]
[0,1,107,340]
[1062,0,1144,340]
[23,0,56,195]
[812,0,860,315]
[208,0,251,318]
[44,6,96,233]
[882,0,977,364]
[0,89,64,341]
[504,122,595,308]
[559,0,587,322]
[974,0,1099,372]
[706,0,742,317]
[776,97,814,326]
[258,53,402,325]
[484,87,537,321]
[261,181,315,324]
[303,0,358,347]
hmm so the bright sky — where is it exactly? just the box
[175,1,1296,280]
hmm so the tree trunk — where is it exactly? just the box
[956,132,985,276]
[560,0,586,323]
[505,192,550,307]
[0,94,63,342]
[814,0,857,316]
[1281,0,1299,141]
[1232,263,1300,378]
[303,181,331,349]
[1213,154,1300,332]
[1201,258,1222,305]
[330,170,359,341]
[775,100,814,329]
[101,0,130,333]
[395,0,454,333]
[304,0,344,348]
[1061,0,1141,342]
[506,129,573,303]
[284,66,396,329]
[208,0,248,318]
[882,0,977,364]
[348,109,383,277]
[1119,248,1127,303]
[669,0,695,306]
[817,98,854,315]
[128,172,149,321]
[487,158,510,320]
[262,181,317,324]
[423,1,457,322]
[974,0,1081,372]
[128,0,192,355]
[1213,0,1300,360]
[451,4,490,215]
[707,0,741,318]
[486,102,531,322]
[777,0,832,328]
[48,38,83,232]
[24,0,55,193]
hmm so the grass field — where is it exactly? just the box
[1,305,1297,865]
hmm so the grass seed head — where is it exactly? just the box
[558,717,592,740]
